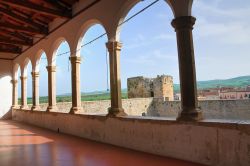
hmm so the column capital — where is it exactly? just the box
[69,56,81,64]
[20,76,27,80]
[31,71,40,77]
[11,80,18,84]
[46,66,56,72]
[106,41,122,51]
[171,16,196,31]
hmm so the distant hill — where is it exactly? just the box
[59,76,250,95]
[174,76,250,92]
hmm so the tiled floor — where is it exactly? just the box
[0,120,204,166]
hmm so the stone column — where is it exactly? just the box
[31,71,40,111]
[11,79,18,108]
[171,16,202,121]
[46,66,57,112]
[69,56,82,114]
[106,41,126,116]
[20,76,28,109]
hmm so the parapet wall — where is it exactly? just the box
[35,98,250,120]
[149,99,250,120]
[12,110,250,166]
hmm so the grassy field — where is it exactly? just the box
[19,92,128,105]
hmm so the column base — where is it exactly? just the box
[176,108,203,121]
[107,107,127,117]
[31,105,41,111]
[11,105,19,109]
[69,106,82,114]
[46,106,57,112]
[20,105,29,110]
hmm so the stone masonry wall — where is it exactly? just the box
[127,77,152,98]
[36,98,250,120]
[38,98,153,116]
[153,75,174,100]
[128,75,174,100]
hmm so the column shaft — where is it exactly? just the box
[46,66,57,112]
[11,80,18,108]
[106,41,126,116]
[31,72,40,111]
[171,16,202,121]
[20,76,28,109]
[69,56,82,114]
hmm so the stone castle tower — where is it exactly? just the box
[127,75,174,101]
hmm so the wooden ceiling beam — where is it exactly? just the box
[0,29,33,41]
[0,37,33,46]
[43,0,71,11]
[0,46,21,54]
[0,0,72,18]
[0,22,48,35]
[0,7,48,32]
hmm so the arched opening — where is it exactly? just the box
[79,24,109,114]
[37,52,48,110]
[193,0,250,92]
[55,40,71,104]
[23,59,32,106]
[118,0,178,116]
[16,66,21,105]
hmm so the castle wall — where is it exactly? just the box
[30,98,250,120]
[153,75,174,100]
[127,75,174,100]
[127,77,152,98]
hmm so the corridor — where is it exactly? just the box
[0,120,204,166]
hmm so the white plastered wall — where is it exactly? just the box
[0,60,12,119]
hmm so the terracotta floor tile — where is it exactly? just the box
[0,120,204,166]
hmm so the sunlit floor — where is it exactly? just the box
[0,120,204,166]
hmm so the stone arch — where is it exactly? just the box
[73,19,108,57]
[21,57,32,77]
[34,49,48,72]
[165,0,193,18]
[113,0,170,41]
[48,37,71,66]
[13,63,20,80]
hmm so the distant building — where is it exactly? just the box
[198,89,220,100]
[127,75,174,100]
[219,85,250,100]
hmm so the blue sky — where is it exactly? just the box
[19,0,250,97]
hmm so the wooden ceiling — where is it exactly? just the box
[0,0,78,57]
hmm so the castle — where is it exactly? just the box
[127,75,174,101]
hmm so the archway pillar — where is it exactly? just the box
[20,76,28,109]
[106,41,127,117]
[171,16,202,121]
[11,79,18,108]
[46,66,57,112]
[31,72,40,111]
[69,56,82,114]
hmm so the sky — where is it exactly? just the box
[18,0,250,97]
